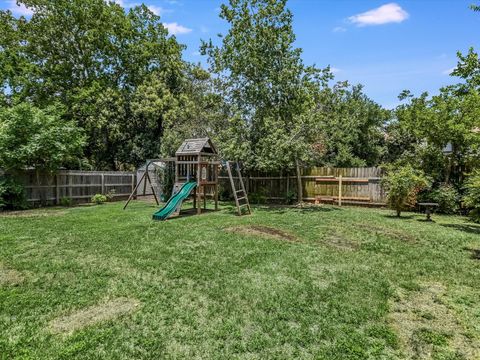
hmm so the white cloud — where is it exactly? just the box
[330,67,341,74]
[7,0,33,16]
[332,26,347,33]
[164,22,192,35]
[110,0,125,6]
[148,5,166,16]
[200,25,209,34]
[192,51,200,56]
[442,67,456,75]
[348,3,409,27]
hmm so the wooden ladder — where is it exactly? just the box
[226,161,252,216]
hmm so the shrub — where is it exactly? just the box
[0,176,28,210]
[59,197,73,207]
[382,165,429,217]
[91,194,107,205]
[463,170,480,223]
[218,182,233,201]
[106,189,116,202]
[285,189,297,205]
[249,186,268,204]
[419,184,459,214]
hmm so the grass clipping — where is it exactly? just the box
[389,283,480,359]
[226,225,298,242]
[49,298,140,335]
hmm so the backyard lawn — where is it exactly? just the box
[1,202,479,359]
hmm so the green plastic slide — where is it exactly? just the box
[152,181,197,221]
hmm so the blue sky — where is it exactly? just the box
[2,0,479,109]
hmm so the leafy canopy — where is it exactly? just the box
[0,103,85,172]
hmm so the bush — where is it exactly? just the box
[0,176,27,210]
[91,194,107,205]
[59,197,73,207]
[463,170,480,222]
[419,184,459,214]
[106,189,116,202]
[382,165,429,217]
[285,189,297,205]
[219,183,233,201]
[249,186,268,204]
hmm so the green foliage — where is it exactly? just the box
[463,170,480,222]
[0,176,27,210]
[202,0,325,171]
[420,184,459,214]
[105,189,116,202]
[0,103,85,173]
[388,87,480,186]
[59,197,73,207]
[249,187,268,204]
[285,189,297,205]
[382,165,430,217]
[91,194,107,205]
[314,82,389,167]
[0,1,218,170]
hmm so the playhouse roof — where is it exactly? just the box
[175,137,217,156]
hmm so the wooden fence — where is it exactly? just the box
[219,166,385,205]
[11,166,384,207]
[14,170,135,206]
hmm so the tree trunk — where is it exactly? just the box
[295,158,302,203]
[396,209,401,217]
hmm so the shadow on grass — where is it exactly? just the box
[254,204,342,214]
[441,223,480,235]
[382,214,416,220]
[161,207,218,220]
[463,247,480,260]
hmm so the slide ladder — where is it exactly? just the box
[226,161,251,216]
[152,181,197,221]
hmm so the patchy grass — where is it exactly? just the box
[0,202,479,359]
[225,225,298,242]
[49,298,140,335]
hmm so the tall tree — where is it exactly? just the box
[202,0,326,200]
[0,0,193,170]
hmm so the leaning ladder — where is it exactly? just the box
[226,161,252,216]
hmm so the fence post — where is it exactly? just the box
[67,171,72,199]
[55,173,60,205]
[101,174,105,195]
[131,174,135,199]
[338,174,342,206]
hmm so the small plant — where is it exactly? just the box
[218,183,233,201]
[285,189,297,205]
[249,186,268,204]
[0,176,28,210]
[382,165,429,217]
[106,189,116,202]
[463,170,480,223]
[91,194,107,205]
[59,197,73,207]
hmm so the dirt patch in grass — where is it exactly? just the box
[225,225,298,242]
[323,233,359,251]
[0,264,24,286]
[357,223,416,243]
[49,297,140,335]
[389,282,480,359]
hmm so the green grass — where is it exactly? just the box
[1,202,479,359]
